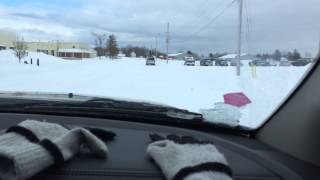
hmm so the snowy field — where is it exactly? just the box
[0,50,311,128]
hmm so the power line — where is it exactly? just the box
[187,0,236,39]
[183,0,226,32]
[177,0,220,33]
[176,0,237,43]
[177,0,212,31]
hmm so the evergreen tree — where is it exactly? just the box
[261,53,270,60]
[106,34,119,59]
[287,52,293,61]
[273,49,281,61]
[292,49,301,60]
[209,53,214,59]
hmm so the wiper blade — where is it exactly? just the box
[0,97,203,121]
[84,98,203,120]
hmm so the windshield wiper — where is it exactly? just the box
[0,96,253,137]
[0,97,203,122]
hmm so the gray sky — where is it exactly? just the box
[0,0,319,56]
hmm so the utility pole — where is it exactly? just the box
[236,0,243,76]
[155,33,159,60]
[166,23,170,63]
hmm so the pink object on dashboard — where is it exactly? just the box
[224,92,251,107]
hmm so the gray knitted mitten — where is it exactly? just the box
[0,120,112,180]
[147,134,233,180]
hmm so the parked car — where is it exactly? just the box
[215,60,228,66]
[184,56,195,66]
[200,59,213,66]
[249,60,270,66]
[184,60,195,66]
[279,61,291,66]
[291,60,309,66]
[268,61,278,66]
[146,57,156,66]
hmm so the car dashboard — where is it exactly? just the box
[0,113,318,180]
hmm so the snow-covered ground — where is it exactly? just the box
[0,50,311,128]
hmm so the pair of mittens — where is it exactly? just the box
[147,134,233,180]
[0,120,115,180]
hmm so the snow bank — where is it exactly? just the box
[200,102,241,128]
[0,51,312,128]
[0,50,65,63]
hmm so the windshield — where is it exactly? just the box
[0,0,319,130]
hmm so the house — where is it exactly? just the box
[220,53,255,61]
[168,51,197,60]
[130,51,136,58]
[221,53,257,66]
[118,51,126,58]
[168,52,185,60]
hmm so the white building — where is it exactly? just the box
[220,53,250,60]
[0,31,16,50]
[130,51,136,58]
[118,51,126,58]
[0,30,97,59]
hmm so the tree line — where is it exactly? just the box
[120,45,166,58]
[92,33,166,59]
[92,33,119,59]
[256,49,302,61]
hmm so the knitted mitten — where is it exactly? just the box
[147,134,233,180]
[0,120,114,180]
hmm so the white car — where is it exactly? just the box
[184,60,195,66]
[146,57,156,66]
[184,56,195,66]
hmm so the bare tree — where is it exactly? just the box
[92,32,107,59]
[12,36,28,63]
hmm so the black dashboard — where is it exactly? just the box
[0,113,319,180]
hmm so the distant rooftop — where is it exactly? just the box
[220,53,248,59]
[168,52,185,57]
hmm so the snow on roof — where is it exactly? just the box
[168,52,185,57]
[220,53,247,59]
[58,48,93,53]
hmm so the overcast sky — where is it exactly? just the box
[0,0,319,56]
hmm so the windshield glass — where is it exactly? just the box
[0,0,319,129]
